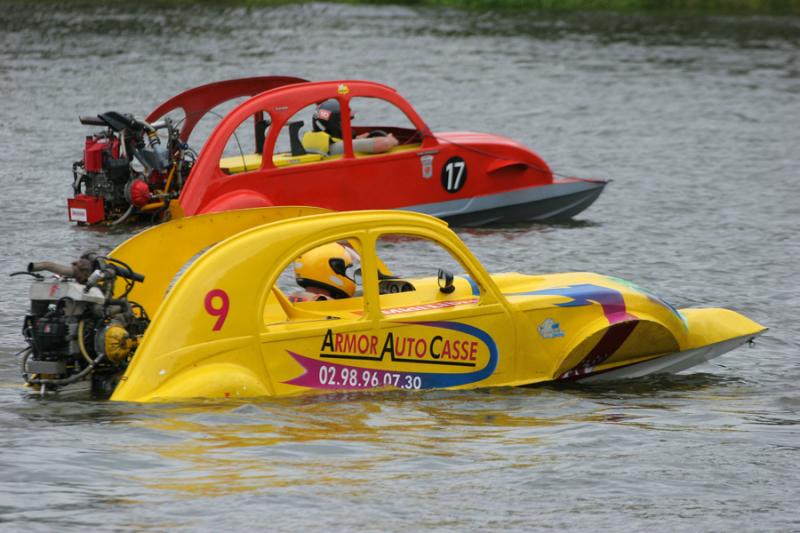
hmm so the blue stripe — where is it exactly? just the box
[408,321,498,388]
[463,275,480,296]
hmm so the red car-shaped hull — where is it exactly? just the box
[162,79,607,226]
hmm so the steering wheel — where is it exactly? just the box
[367,129,388,138]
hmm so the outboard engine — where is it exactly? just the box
[69,112,195,225]
[12,254,150,397]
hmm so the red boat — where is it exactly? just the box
[68,77,607,226]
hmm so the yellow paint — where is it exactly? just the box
[301,131,332,154]
[218,142,422,174]
[219,152,329,173]
[109,206,330,318]
[108,208,766,402]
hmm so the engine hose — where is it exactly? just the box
[18,347,32,374]
[120,130,127,159]
[110,204,135,226]
[77,320,93,365]
[163,164,177,194]
[14,346,32,358]
[25,352,106,387]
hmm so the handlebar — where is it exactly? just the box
[26,258,144,284]
[110,264,145,283]
[83,111,169,134]
[79,115,107,127]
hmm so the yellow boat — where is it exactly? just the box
[17,207,765,401]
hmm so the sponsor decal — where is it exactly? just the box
[381,298,478,316]
[317,328,479,365]
[420,154,434,179]
[537,318,564,339]
[283,321,498,390]
[317,108,332,121]
[69,208,88,222]
[337,84,350,95]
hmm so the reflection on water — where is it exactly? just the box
[1,365,797,529]
[82,376,730,497]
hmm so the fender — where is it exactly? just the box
[129,362,271,402]
[486,159,529,175]
[199,190,273,215]
[554,314,680,379]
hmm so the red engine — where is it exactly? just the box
[83,135,120,173]
[69,112,194,225]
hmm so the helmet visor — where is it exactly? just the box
[328,257,352,279]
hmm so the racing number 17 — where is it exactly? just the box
[442,157,467,193]
[445,161,465,191]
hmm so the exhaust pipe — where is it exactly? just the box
[28,261,74,277]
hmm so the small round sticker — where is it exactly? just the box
[441,157,467,193]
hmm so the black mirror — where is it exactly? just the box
[288,120,307,156]
[255,118,271,154]
[438,269,455,294]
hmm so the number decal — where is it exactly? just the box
[315,364,423,390]
[204,289,230,331]
[441,157,467,193]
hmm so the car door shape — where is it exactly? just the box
[259,226,518,396]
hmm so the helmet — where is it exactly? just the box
[294,243,356,299]
[312,99,344,140]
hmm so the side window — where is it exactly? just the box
[218,111,272,175]
[192,96,250,150]
[265,237,365,324]
[375,234,479,316]
[349,97,421,157]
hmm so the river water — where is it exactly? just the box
[1,2,798,531]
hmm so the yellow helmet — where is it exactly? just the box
[294,243,356,299]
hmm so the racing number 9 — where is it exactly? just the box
[441,157,467,193]
[204,289,230,331]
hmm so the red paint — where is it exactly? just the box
[204,289,230,331]
[145,76,308,145]
[67,195,105,224]
[83,135,119,173]
[176,80,557,217]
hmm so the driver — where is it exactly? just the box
[302,99,399,155]
[290,242,357,302]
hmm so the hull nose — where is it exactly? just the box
[680,308,767,350]
[575,308,766,383]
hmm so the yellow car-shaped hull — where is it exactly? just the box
[106,208,765,402]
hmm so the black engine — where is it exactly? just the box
[13,254,150,397]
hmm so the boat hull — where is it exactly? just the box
[89,209,765,402]
[574,332,763,383]
[406,178,607,226]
